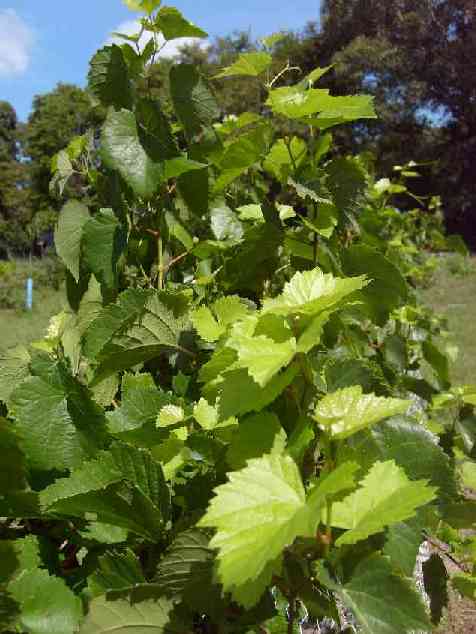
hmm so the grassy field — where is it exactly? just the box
[421,255,476,385]
[0,286,64,352]
[0,258,64,353]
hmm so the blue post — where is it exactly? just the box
[26,277,33,310]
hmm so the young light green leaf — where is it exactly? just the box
[155,6,207,40]
[330,460,437,546]
[157,404,185,428]
[215,52,272,79]
[199,454,312,605]
[229,334,296,387]
[55,200,90,282]
[191,296,249,342]
[314,386,410,440]
[80,590,179,634]
[262,268,367,317]
[263,137,307,182]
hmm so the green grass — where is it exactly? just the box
[421,256,476,385]
[0,286,64,353]
[0,258,65,353]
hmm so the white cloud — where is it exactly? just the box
[0,9,34,76]
[107,20,208,58]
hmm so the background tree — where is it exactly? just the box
[0,101,31,257]
[22,83,102,239]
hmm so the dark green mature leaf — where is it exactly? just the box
[383,516,425,577]
[101,108,163,199]
[88,45,133,110]
[169,64,220,141]
[41,443,169,539]
[339,417,457,503]
[91,291,191,383]
[226,412,287,469]
[423,554,448,626]
[319,554,430,634]
[9,569,82,634]
[155,529,222,615]
[55,200,90,282]
[9,359,107,472]
[155,6,207,40]
[89,549,145,596]
[326,157,367,213]
[0,418,28,492]
[136,99,179,161]
[83,208,127,290]
[83,288,150,360]
[343,245,408,324]
[108,373,171,434]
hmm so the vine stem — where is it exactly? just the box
[158,233,164,291]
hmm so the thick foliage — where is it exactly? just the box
[0,2,475,633]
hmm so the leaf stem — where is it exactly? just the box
[158,233,164,290]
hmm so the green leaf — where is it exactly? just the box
[101,109,163,199]
[263,137,307,182]
[314,386,410,440]
[226,412,287,469]
[191,296,248,343]
[155,6,207,40]
[383,516,425,577]
[83,288,150,360]
[108,373,171,434]
[199,454,312,605]
[80,589,180,633]
[461,461,476,489]
[157,404,185,427]
[306,462,359,513]
[8,569,82,634]
[136,99,179,161]
[0,346,30,406]
[88,549,145,596]
[123,0,162,13]
[40,444,169,539]
[155,530,221,615]
[169,64,220,141]
[343,245,408,324]
[88,45,132,110]
[266,86,376,122]
[297,311,330,353]
[214,364,298,421]
[229,334,296,387]
[9,360,107,471]
[83,208,126,290]
[210,203,244,241]
[215,52,272,78]
[87,291,191,383]
[340,417,458,504]
[318,554,431,634]
[262,268,368,317]
[55,200,90,282]
[0,419,28,492]
[330,460,437,546]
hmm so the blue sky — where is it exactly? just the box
[0,0,321,122]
